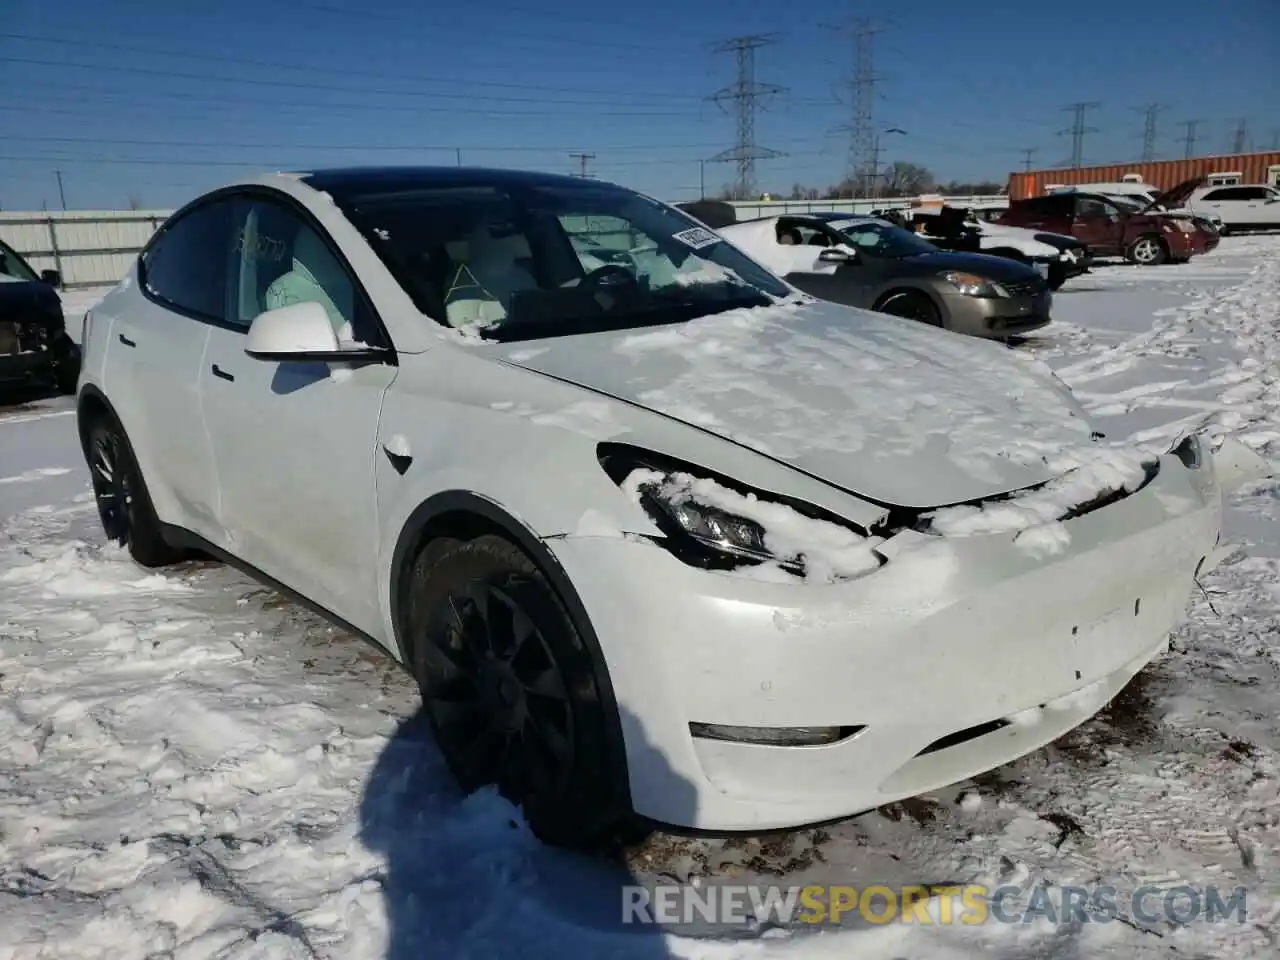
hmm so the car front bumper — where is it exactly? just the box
[940,286,1052,337]
[0,347,53,384]
[547,452,1221,832]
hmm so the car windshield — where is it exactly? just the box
[331,180,790,341]
[0,242,38,282]
[828,219,939,258]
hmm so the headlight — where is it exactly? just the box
[597,443,886,581]
[940,271,1006,298]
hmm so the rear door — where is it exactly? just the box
[106,198,232,539]
[198,191,397,634]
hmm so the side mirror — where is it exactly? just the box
[818,247,854,264]
[245,301,389,363]
[40,269,61,288]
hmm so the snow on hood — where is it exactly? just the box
[496,299,1110,508]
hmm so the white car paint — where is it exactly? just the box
[75,170,1253,835]
[1186,184,1280,230]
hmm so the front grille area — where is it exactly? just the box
[0,321,23,356]
[1001,278,1046,298]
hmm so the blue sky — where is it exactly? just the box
[2,0,1277,210]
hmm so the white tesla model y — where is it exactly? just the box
[75,167,1261,846]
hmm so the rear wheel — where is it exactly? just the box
[876,290,942,327]
[85,414,181,567]
[406,534,629,848]
[1126,234,1167,266]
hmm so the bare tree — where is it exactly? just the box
[880,161,934,197]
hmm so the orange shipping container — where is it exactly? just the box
[1006,152,1280,200]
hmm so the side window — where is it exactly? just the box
[1075,197,1107,218]
[141,200,233,320]
[1204,187,1244,201]
[1236,187,1269,201]
[229,197,370,343]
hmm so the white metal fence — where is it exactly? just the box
[0,211,172,289]
[0,193,1009,290]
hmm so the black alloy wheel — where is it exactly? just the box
[88,419,133,545]
[408,535,627,848]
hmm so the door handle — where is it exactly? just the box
[211,363,235,382]
[118,333,136,348]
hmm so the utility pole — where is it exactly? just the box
[707,34,785,200]
[1134,103,1165,162]
[569,152,596,178]
[698,159,706,199]
[1059,102,1100,168]
[1178,119,1204,159]
[1019,147,1039,172]
[1229,118,1248,154]
[54,169,67,210]
[456,147,462,167]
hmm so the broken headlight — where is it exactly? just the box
[1170,433,1204,470]
[596,442,883,577]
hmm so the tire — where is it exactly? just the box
[877,290,943,327]
[1047,264,1067,290]
[406,534,628,848]
[84,413,182,567]
[1125,234,1167,266]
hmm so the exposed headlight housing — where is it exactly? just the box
[1170,433,1204,470]
[940,270,1006,298]
[596,442,886,580]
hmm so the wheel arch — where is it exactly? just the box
[387,490,633,808]
[75,383,118,456]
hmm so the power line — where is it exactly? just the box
[569,152,596,177]
[1019,147,1039,172]
[1133,103,1166,161]
[1059,101,1101,168]
[1178,119,1204,159]
[707,34,785,200]
[1229,118,1249,154]
[0,54,705,111]
[0,32,707,103]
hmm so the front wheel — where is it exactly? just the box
[1125,235,1167,266]
[407,534,629,848]
[877,290,942,327]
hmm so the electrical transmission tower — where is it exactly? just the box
[1229,118,1248,154]
[1019,147,1039,172]
[824,16,886,192]
[569,152,595,178]
[1059,102,1100,168]
[707,34,785,200]
[1178,119,1204,159]
[1134,103,1165,161]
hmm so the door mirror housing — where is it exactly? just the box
[40,268,61,288]
[245,301,391,363]
[818,246,855,264]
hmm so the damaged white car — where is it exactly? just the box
[76,167,1271,847]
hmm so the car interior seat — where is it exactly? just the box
[263,227,355,340]
[443,222,539,329]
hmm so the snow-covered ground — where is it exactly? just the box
[2,239,1279,959]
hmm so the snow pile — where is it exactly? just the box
[622,467,884,582]
[925,442,1155,553]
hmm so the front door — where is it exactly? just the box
[106,198,232,539]
[1071,196,1126,255]
[199,192,397,635]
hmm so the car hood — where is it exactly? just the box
[492,299,1094,508]
[1146,175,1205,212]
[895,249,1044,282]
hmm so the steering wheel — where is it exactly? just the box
[580,264,638,292]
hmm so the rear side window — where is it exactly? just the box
[1202,187,1254,201]
[141,200,232,320]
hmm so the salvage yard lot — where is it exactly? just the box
[2,237,1279,959]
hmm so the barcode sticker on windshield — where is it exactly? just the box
[672,226,721,249]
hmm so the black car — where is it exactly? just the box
[0,238,79,395]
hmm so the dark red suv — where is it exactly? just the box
[999,177,1216,265]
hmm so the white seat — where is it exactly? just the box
[444,223,538,330]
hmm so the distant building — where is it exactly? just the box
[1007,151,1280,200]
